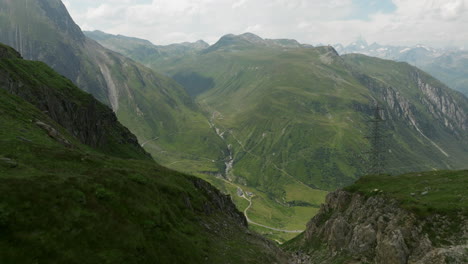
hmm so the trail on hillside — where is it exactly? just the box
[241,194,303,233]
[215,176,303,233]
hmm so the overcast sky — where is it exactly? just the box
[63,0,468,48]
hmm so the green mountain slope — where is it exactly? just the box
[84,30,209,67]
[89,32,467,241]
[0,44,149,160]
[146,35,467,190]
[0,0,225,172]
[0,45,286,264]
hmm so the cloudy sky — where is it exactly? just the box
[63,0,468,48]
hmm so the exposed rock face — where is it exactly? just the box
[191,177,247,227]
[354,69,467,135]
[0,0,92,97]
[0,48,151,160]
[351,65,468,163]
[296,190,467,264]
[414,72,467,132]
[35,120,72,147]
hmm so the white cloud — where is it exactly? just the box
[65,0,468,47]
[232,0,248,9]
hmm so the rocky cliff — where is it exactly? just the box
[0,44,150,159]
[286,171,468,264]
[414,72,467,133]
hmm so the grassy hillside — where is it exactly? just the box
[0,48,286,264]
[88,32,468,241]
[84,30,209,66]
[158,42,467,190]
[344,170,468,218]
[0,44,149,160]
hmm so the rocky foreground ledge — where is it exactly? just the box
[284,171,467,264]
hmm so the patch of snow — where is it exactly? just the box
[399,48,411,53]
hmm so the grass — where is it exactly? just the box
[249,225,299,244]
[141,41,468,194]
[0,57,151,160]
[195,172,327,242]
[89,34,468,245]
[344,170,468,218]
[0,141,280,263]
[79,31,468,247]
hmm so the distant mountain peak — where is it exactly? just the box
[179,40,210,49]
[204,33,265,52]
[238,32,265,43]
[207,32,306,52]
[218,32,264,44]
[349,36,369,49]
[195,39,209,46]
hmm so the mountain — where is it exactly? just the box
[0,0,226,173]
[91,31,468,240]
[284,170,468,263]
[84,30,210,68]
[0,43,150,160]
[0,44,287,264]
[334,41,468,96]
[102,32,467,189]
[84,31,307,71]
[204,33,306,53]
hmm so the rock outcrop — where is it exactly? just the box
[414,72,467,132]
[0,43,22,59]
[0,46,151,160]
[291,190,467,264]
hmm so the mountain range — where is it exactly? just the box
[0,0,226,174]
[0,0,467,261]
[333,38,468,96]
[87,30,468,187]
[86,30,468,240]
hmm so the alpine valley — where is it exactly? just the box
[86,30,468,240]
[0,0,467,262]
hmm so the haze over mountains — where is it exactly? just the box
[333,38,468,96]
